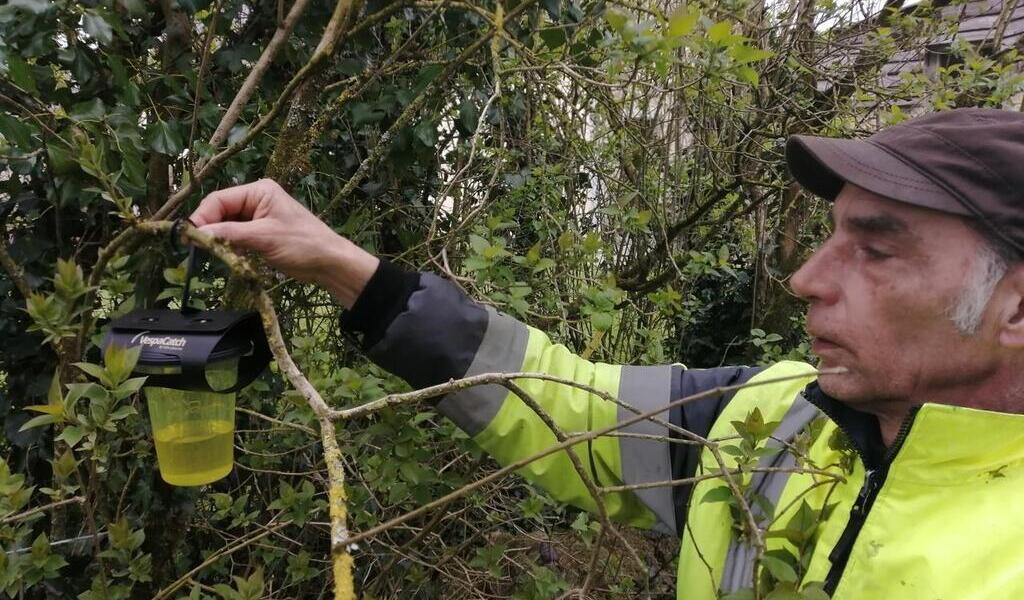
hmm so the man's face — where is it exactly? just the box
[791,185,1001,411]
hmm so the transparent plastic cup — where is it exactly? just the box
[139,358,238,486]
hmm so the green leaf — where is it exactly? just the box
[736,65,760,86]
[707,21,733,44]
[145,120,183,156]
[70,98,107,122]
[103,344,141,386]
[56,425,85,448]
[668,6,699,37]
[6,0,52,14]
[533,258,556,273]
[113,376,147,398]
[109,405,136,420]
[468,234,490,255]
[0,113,34,149]
[54,449,77,482]
[65,382,107,407]
[590,312,614,331]
[82,10,114,45]
[457,99,479,134]
[4,55,38,95]
[351,103,385,128]
[24,404,63,417]
[717,244,730,265]
[800,583,831,600]
[47,368,62,407]
[700,486,734,504]
[75,362,112,387]
[732,45,774,65]
[760,554,799,583]
[413,119,437,147]
[19,413,58,432]
[605,10,627,33]
[542,0,561,20]
[539,27,567,49]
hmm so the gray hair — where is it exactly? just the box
[948,224,1018,335]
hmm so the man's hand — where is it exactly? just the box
[189,179,379,308]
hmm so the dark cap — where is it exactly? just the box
[786,108,1024,253]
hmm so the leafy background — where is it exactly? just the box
[0,0,1021,597]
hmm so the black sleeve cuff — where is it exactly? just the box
[339,259,421,349]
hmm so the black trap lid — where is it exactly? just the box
[102,308,271,392]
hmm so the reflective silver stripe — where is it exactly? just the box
[617,365,676,535]
[719,394,821,593]
[436,308,529,436]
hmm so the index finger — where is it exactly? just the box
[189,180,271,227]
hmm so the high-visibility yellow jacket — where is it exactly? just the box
[345,268,1024,599]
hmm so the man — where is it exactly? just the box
[191,108,1024,599]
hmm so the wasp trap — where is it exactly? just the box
[102,240,271,486]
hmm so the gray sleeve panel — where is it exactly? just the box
[367,273,489,390]
[671,365,766,536]
[436,308,530,436]
[719,393,821,594]
[617,365,677,536]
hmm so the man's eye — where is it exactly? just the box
[860,245,890,260]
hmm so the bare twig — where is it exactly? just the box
[201,0,315,157]
[0,496,85,525]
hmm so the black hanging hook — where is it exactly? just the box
[170,218,200,314]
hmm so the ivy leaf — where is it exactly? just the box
[457,99,479,135]
[542,0,561,21]
[539,27,567,49]
[82,10,114,45]
[4,55,38,95]
[145,120,183,156]
[413,119,437,147]
[5,0,52,14]
[351,103,385,128]
[0,113,34,149]
[70,98,107,122]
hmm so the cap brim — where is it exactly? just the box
[786,135,970,216]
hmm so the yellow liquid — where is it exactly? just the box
[153,420,234,486]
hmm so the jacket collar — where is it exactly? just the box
[806,382,1024,479]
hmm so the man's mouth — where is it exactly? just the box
[811,337,842,353]
[807,328,846,355]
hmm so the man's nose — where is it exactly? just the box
[790,245,838,305]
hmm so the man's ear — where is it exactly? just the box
[997,265,1024,348]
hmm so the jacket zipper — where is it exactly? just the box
[821,406,920,596]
